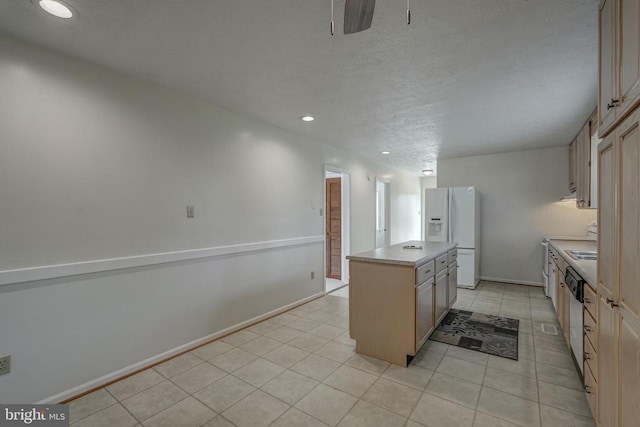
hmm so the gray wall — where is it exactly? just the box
[0,35,420,403]
[438,147,597,285]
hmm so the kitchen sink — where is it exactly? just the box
[566,250,597,261]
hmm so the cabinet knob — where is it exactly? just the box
[607,298,619,307]
[584,298,591,304]
[584,352,591,360]
[585,385,593,394]
[607,98,620,110]
[585,326,592,332]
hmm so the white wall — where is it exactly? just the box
[438,147,597,285]
[0,35,420,403]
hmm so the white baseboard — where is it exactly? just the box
[480,276,544,287]
[37,291,324,404]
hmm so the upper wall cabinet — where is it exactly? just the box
[571,110,599,209]
[598,0,640,137]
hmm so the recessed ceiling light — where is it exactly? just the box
[38,0,74,18]
[422,169,434,176]
[301,116,314,122]
[381,151,390,155]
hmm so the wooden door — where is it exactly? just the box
[618,0,640,118]
[415,278,435,351]
[599,0,617,135]
[616,109,640,427]
[598,288,618,427]
[326,178,342,280]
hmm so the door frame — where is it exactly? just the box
[375,179,390,248]
[324,166,350,294]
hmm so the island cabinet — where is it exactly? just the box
[348,241,457,367]
[447,250,458,307]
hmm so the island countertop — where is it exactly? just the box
[347,241,457,267]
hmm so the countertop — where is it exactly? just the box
[547,238,597,289]
[347,241,457,267]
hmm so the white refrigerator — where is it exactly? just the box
[425,186,480,289]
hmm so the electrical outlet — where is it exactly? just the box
[0,355,11,375]
[310,271,315,279]
[186,205,194,218]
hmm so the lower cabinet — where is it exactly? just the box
[597,288,616,427]
[435,270,448,325]
[448,262,458,306]
[415,278,435,350]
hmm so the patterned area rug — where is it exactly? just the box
[431,309,519,360]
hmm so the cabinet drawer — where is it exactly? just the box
[416,261,435,285]
[583,284,597,318]
[435,254,448,274]
[584,362,597,418]
[584,310,597,349]
[584,334,598,375]
[447,249,457,265]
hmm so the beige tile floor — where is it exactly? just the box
[68,281,595,427]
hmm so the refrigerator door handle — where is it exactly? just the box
[448,190,453,242]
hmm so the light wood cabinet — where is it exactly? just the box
[416,278,435,350]
[434,270,448,326]
[578,124,592,208]
[568,112,598,208]
[348,244,456,367]
[448,262,458,307]
[599,0,617,134]
[569,138,577,193]
[616,108,640,427]
[598,0,640,137]
[551,248,571,348]
[597,288,617,427]
[595,106,640,427]
[583,283,598,418]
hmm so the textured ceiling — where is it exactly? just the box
[0,0,598,175]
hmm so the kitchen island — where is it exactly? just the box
[347,241,458,367]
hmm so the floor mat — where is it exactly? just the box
[430,309,519,360]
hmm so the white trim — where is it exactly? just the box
[37,291,324,404]
[480,276,544,287]
[0,236,324,287]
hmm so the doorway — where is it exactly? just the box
[324,168,350,294]
[375,180,390,248]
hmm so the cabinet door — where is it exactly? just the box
[448,263,458,307]
[555,263,563,324]
[415,279,435,351]
[435,271,448,325]
[569,139,577,192]
[617,108,640,427]
[618,0,640,118]
[598,289,618,427]
[577,125,592,207]
[599,134,617,296]
[563,284,571,347]
[599,0,617,135]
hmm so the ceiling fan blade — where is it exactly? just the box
[344,0,376,34]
